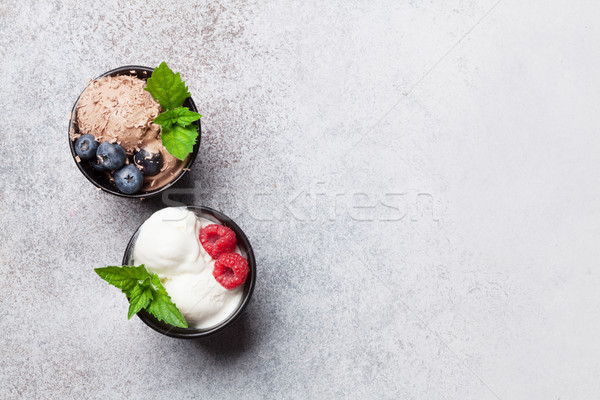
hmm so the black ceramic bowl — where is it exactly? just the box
[122,206,256,338]
[68,65,201,198]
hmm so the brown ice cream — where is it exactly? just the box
[74,75,187,190]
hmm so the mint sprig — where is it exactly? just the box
[95,264,188,328]
[145,62,202,161]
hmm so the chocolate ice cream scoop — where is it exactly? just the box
[75,74,185,190]
[77,75,160,152]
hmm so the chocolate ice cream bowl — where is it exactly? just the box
[68,65,201,198]
[122,206,256,339]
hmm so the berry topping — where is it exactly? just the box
[96,142,126,171]
[114,165,144,194]
[74,134,99,160]
[213,253,249,290]
[134,148,163,176]
[92,159,108,171]
[199,224,237,259]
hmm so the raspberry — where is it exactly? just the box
[213,253,249,290]
[199,224,237,259]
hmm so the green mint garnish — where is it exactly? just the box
[160,124,199,161]
[95,264,188,328]
[145,62,202,161]
[153,107,202,129]
[145,62,191,109]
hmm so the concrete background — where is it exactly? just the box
[1,0,600,398]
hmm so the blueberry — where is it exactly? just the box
[92,160,108,171]
[96,142,126,171]
[114,165,144,194]
[74,134,99,160]
[133,148,163,176]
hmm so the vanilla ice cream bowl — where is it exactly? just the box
[122,206,256,338]
[68,65,201,198]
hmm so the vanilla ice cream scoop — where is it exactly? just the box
[132,207,201,276]
[162,271,244,328]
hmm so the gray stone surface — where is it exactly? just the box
[2,0,600,398]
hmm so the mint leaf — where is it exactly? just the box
[172,107,201,126]
[152,107,201,130]
[94,265,149,294]
[161,124,198,161]
[147,274,188,328]
[95,265,188,328]
[145,62,190,110]
[152,109,178,129]
[127,284,153,319]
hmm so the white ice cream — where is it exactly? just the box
[132,207,201,276]
[132,207,244,329]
